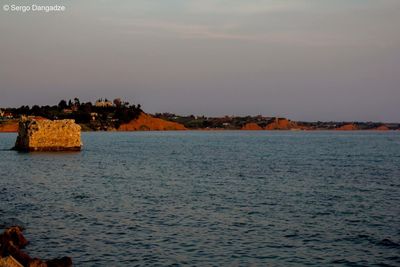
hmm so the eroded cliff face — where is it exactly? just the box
[0,120,18,132]
[14,118,82,151]
[118,112,187,131]
[265,118,298,130]
[373,125,390,131]
[0,117,47,133]
[335,124,359,131]
[241,123,263,130]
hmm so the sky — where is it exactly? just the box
[0,0,399,122]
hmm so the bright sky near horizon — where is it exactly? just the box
[0,0,399,121]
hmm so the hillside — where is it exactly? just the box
[118,113,187,131]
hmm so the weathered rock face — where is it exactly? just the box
[373,125,390,131]
[0,120,19,132]
[0,226,73,267]
[241,123,263,130]
[14,118,82,152]
[118,112,187,131]
[335,124,359,131]
[265,118,298,130]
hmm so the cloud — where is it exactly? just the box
[183,0,295,15]
[102,17,394,48]
[97,0,400,47]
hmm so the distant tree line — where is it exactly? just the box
[153,113,275,129]
[4,98,142,130]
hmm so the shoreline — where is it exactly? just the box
[1,128,399,133]
[1,116,399,133]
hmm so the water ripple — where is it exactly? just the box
[0,131,399,266]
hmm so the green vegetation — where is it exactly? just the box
[1,100,399,131]
[154,113,276,129]
[1,98,142,131]
[154,113,400,130]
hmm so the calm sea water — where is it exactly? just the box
[0,131,399,266]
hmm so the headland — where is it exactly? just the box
[1,98,399,132]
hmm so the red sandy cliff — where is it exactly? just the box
[0,120,18,132]
[118,112,187,131]
[265,118,298,130]
[373,125,390,131]
[241,123,263,130]
[335,124,359,131]
[0,117,47,133]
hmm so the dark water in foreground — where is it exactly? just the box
[0,131,399,266]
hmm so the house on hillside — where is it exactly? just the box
[90,112,98,121]
[0,110,14,119]
[95,99,113,107]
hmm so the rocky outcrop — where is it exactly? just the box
[14,118,82,152]
[335,124,359,131]
[118,112,187,131]
[373,125,390,131]
[265,118,298,130]
[0,226,72,267]
[0,117,47,133]
[241,123,263,130]
[0,121,19,133]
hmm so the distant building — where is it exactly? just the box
[1,111,14,119]
[90,112,98,121]
[95,100,113,107]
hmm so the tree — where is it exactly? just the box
[113,98,122,107]
[58,100,68,110]
[80,102,92,113]
[73,98,80,107]
[31,105,41,115]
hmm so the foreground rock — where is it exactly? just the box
[0,226,72,267]
[14,118,82,152]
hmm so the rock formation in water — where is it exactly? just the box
[118,112,187,131]
[0,226,72,267]
[13,118,82,152]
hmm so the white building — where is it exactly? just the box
[95,100,113,107]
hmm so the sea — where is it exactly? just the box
[0,131,399,266]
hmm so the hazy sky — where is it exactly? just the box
[1,0,399,121]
